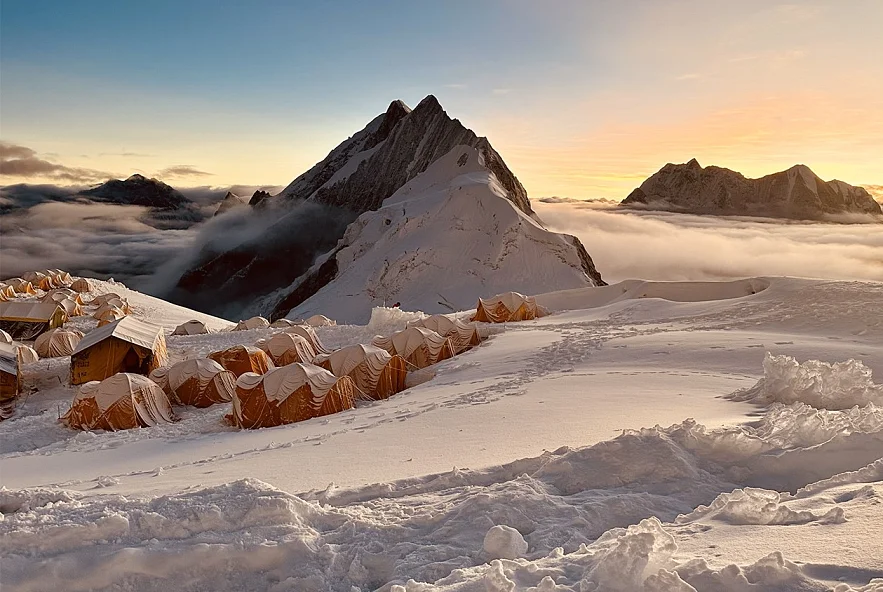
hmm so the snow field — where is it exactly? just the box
[1,276,882,590]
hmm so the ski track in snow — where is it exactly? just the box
[1,276,883,591]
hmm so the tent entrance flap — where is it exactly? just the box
[71,337,155,385]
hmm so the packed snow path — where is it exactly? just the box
[1,276,882,590]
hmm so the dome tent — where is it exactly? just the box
[262,333,317,367]
[149,359,235,407]
[35,328,84,358]
[371,326,455,370]
[62,373,175,431]
[409,314,482,353]
[471,292,547,323]
[233,317,270,331]
[305,314,336,327]
[208,345,274,378]
[314,344,407,401]
[171,320,210,336]
[231,363,355,429]
[282,324,331,355]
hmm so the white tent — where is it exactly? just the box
[233,316,270,331]
[0,330,11,344]
[171,320,210,336]
[305,314,336,327]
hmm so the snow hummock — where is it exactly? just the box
[286,145,596,324]
[729,353,883,409]
[483,525,529,560]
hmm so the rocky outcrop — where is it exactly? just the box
[623,160,882,219]
[170,96,600,319]
[82,174,192,210]
[214,191,247,216]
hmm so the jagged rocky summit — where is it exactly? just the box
[623,159,882,220]
[170,95,605,320]
[214,191,248,216]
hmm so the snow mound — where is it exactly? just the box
[0,487,81,515]
[366,306,427,335]
[483,525,528,560]
[729,353,883,410]
[676,487,845,526]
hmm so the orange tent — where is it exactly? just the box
[409,314,482,354]
[171,320,210,335]
[70,317,168,385]
[231,363,354,429]
[314,344,407,401]
[70,278,93,293]
[371,326,455,369]
[262,333,317,366]
[208,345,274,377]
[233,316,269,331]
[149,359,235,407]
[471,292,547,323]
[282,324,331,355]
[62,373,175,431]
[35,328,84,357]
[0,301,68,340]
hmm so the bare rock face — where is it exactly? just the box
[169,96,602,319]
[623,160,882,219]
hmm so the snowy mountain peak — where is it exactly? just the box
[274,144,604,323]
[623,161,882,219]
[81,174,191,210]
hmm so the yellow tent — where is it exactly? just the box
[0,342,21,404]
[0,301,67,340]
[70,317,168,385]
[472,292,547,323]
[62,373,175,431]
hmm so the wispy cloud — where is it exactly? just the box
[0,142,117,183]
[157,165,213,178]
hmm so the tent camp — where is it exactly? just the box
[409,314,482,354]
[171,320,209,336]
[70,317,168,385]
[149,359,235,407]
[208,345,274,377]
[70,278,93,293]
[0,329,11,344]
[35,328,84,358]
[233,316,270,331]
[282,325,331,355]
[15,344,39,364]
[62,373,175,431]
[314,344,407,401]
[231,363,355,429]
[471,292,547,323]
[371,326,455,370]
[305,314,336,327]
[0,285,16,301]
[262,333,317,367]
[0,342,21,403]
[0,301,67,340]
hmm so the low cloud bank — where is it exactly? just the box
[535,201,883,284]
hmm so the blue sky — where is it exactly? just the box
[2,1,881,198]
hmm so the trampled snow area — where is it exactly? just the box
[2,276,883,591]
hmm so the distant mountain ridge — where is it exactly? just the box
[81,173,193,210]
[622,160,882,219]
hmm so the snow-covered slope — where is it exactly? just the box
[623,159,883,219]
[278,145,603,323]
[2,276,882,591]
